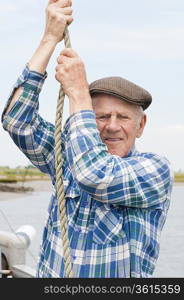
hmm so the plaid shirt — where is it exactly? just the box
[1,66,173,278]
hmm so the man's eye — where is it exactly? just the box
[119,115,128,119]
[98,116,106,120]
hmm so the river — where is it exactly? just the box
[0,184,183,277]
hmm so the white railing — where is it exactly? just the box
[0,225,36,278]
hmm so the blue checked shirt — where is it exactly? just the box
[1,66,173,278]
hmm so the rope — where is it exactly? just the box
[54,26,73,278]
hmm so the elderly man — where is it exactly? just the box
[1,0,173,278]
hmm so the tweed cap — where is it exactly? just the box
[89,76,152,110]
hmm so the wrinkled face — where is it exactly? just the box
[92,94,147,157]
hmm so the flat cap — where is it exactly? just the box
[89,76,152,110]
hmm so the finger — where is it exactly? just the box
[57,55,69,64]
[55,65,62,73]
[53,12,73,26]
[66,15,73,25]
[48,0,57,4]
[63,7,73,15]
[60,48,79,58]
[56,7,73,16]
[54,0,72,8]
[55,63,69,74]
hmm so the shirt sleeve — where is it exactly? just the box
[1,65,66,179]
[64,110,173,208]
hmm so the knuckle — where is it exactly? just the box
[66,7,73,14]
[63,0,69,6]
[67,0,72,6]
[57,56,61,63]
[55,72,59,81]
[56,69,63,78]
[67,16,73,23]
[48,8,56,18]
[55,62,60,70]
[76,58,83,66]
[64,64,69,72]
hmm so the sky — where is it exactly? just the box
[0,0,184,171]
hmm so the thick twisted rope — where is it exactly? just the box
[54,26,73,278]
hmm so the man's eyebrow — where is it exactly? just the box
[95,112,111,116]
[95,112,129,116]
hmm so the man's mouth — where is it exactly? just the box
[104,138,123,143]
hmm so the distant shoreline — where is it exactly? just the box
[0,180,52,201]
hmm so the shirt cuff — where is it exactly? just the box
[1,65,47,123]
[62,110,97,138]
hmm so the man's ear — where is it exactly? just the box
[136,114,147,138]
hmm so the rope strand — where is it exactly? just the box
[54,26,73,278]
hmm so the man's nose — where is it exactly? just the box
[105,117,121,132]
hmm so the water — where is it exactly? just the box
[0,185,183,277]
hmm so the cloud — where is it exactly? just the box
[156,124,184,134]
[71,25,184,61]
[136,124,184,171]
[1,0,184,61]
[161,11,184,16]
[0,0,46,32]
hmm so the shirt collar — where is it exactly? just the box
[124,144,139,158]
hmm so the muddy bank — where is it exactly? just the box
[0,184,33,193]
[0,180,52,201]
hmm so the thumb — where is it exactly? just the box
[48,0,58,3]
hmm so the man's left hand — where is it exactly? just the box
[55,48,90,102]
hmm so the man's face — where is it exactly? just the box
[92,94,146,157]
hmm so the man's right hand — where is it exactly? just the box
[5,0,74,114]
[42,0,73,44]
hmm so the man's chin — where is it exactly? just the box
[107,148,128,157]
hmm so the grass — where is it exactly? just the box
[0,166,49,183]
[174,173,184,183]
